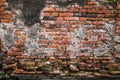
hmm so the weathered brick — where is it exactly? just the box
[116,26,120,30]
[38,40,48,44]
[0,7,4,11]
[98,14,105,18]
[44,23,50,28]
[93,21,104,25]
[51,40,58,44]
[79,9,87,12]
[51,12,58,16]
[45,8,55,12]
[56,17,64,21]
[5,14,12,19]
[44,12,51,16]
[60,27,68,32]
[105,14,115,18]
[74,13,82,17]
[0,3,6,7]
[88,1,99,5]
[67,8,79,12]
[64,17,79,21]
[59,13,73,17]
[1,19,12,23]
[83,5,93,9]
[79,17,87,21]
[0,0,6,2]
[116,30,120,33]
[117,5,120,10]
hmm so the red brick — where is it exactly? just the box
[88,1,98,5]
[79,9,87,12]
[44,12,51,16]
[100,6,107,10]
[79,17,87,21]
[60,27,68,32]
[59,13,73,17]
[7,51,24,56]
[70,28,75,32]
[117,5,120,10]
[11,11,17,15]
[0,7,4,11]
[45,23,50,28]
[93,21,104,25]
[117,1,120,5]
[87,9,98,13]
[51,12,58,16]
[116,30,120,33]
[56,17,64,21]
[97,26,104,29]
[83,5,92,9]
[5,14,12,19]
[116,26,120,30]
[71,25,78,29]
[1,19,12,23]
[0,0,6,2]
[105,14,115,18]
[67,8,79,12]
[116,33,120,36]
[51,40,58,44]
[56,8,62,12]
[38,40,48,44]
[0,3,6,7]
[45,8,55,12]
[98,14,105,18]
[64,17,79,21]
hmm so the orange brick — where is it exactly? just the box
[11,11,17,15]
[98,14,105,18]
[60,27,68,32]
[44,12,51,16]
[0,7,4,11]
[45,8,55,12]
[88,1,98,5]
[45,23,50,28]
[56,8,62,12]
[51,40,58,44]
[8,51,24,56]
[71,25,78,29]
[64,17,79,21]
[93,21,104,25]
[79,17,87,21]
[0,0,6,2]
[51,12,58,16]
[116,33,120,36]
[83,5,92,9]
[116,26,120,30]
[116,30,120,33]
[5,14,12,19]
[56,17,64,21]
[0,3,6,7]
[117,5,120,10]
[79,9,87,12]
[0,15,5,18]
[1,19,11,23]
[59,13,73,17]
[67,8,79,12]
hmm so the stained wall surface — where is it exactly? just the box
[0,0,119,57]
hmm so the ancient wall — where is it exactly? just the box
[0,0,119,58]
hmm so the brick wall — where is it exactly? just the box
[0,0,13,23]
[39,0,116,57]
[0,0,119,57]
